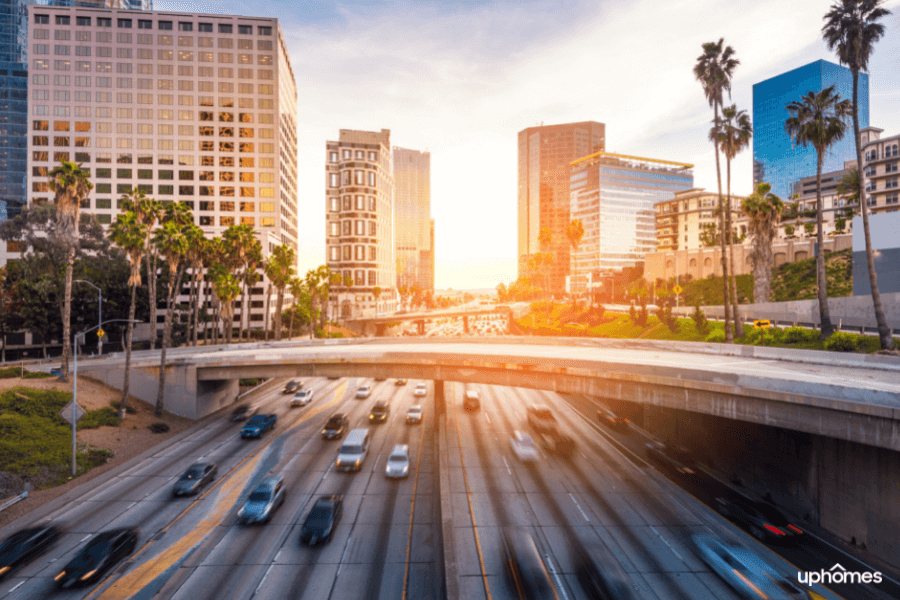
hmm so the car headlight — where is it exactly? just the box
[336,459,342,466]
[0,566,10,576]
[369,415,374,420]
[354,459,361,466]
[80,570,97,581]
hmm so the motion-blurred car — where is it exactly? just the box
[394,378,407,386]
[510,431,539,462]
[369,400,390,423]
[503,528,558,600]
[300,495,343,546]
[413,383,428,397]
[0,525,62,580]
[527,405,557,434]
[291,389,314,407]
[241,414,277,439]
[282,380,302,394]
[54,528,138,589]
[597,407,629,431]
[645,442,697,477]
[406,405,423,424]
[355,385,372,399]
[237,475,285,525]
[230,403,258,422]
[321,413,348,440]
[172,462,218,497]
[385,444,410,478]
[463,390,480,411]
[714,492,802,543]
[574,545,634,599]
[692,534,809,599]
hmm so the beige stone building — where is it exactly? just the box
[655,188,747,253]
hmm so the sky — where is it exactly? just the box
[160,0,900,290]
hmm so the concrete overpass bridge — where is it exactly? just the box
[347,305,516,336]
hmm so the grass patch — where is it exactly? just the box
[22,371,53,379]
[79,406,121,429]
[110,401,137,415]
[238,378,260,386]
[0,367,22,379]
[771,249,852,301]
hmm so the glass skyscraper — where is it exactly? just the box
[752,59,868,201]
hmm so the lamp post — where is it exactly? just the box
[74,280,102,355]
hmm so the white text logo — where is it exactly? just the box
[798,563,882,586]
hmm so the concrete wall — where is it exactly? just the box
[853,211,900,296]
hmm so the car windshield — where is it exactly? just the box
[326,418,343,428]
[307,506,331,522]
[389,455,406,462]
[71,539,113,567]
[0,531,34,554]
[408,408,421,414]
[248,489,271,502]
[246,416,266,426]
[517,436,535,448]
[183,466,204,479]
[754,502,789,524]
[531,408,553,420]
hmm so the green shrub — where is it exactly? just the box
[148,422,170,434]
[239,378,260,386]
[329,332,344,338]
[705,330,726,343]
[0,367,21,379]
[110,401,137,415]
[690,304,709,335]
[79,406,121,429]
[22,371,53,379]
[783,326,815,344]
[824,331,858,352]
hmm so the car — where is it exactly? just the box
[282,380,302,394]
[510,431,539,462]
[535,430,577,459]
[291,389,314,407]
[413,383,428,397]
[355,385,372,399]
[574,545,634,600]
[597,407,629,431]
[527,405,557,434]
[645,442,697,477]
[385,444,410,478]
[406,405,423,424]
[321,413,348,440]
[172,462,218,497]
[237,475,285,525]
[503,529,555,600]
[714,492,803,543]
[335,429,370,472]
[374,377,386,381]
[241,414,277,439]
[394,378,407,386]
[463,390,480,411]
[300,495,343,545]
[692,534,808,599]
[54,527,138,589]
[369,400,390,423]
[230,403,258,422]
[0,525,62,580]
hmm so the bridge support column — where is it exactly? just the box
[463,315,469,334]
[417,320,425,336]
[375,323,387,337]
[434,379,445,415]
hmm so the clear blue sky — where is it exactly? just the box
[161,0,900,289]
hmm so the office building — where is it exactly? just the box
[753,59,868,201]
[569,151,693,293]
[517,121,605,295]
[861,126,900,214]
[393,146,433,292]
[656,188,747,253]
[46,0,151,8]
[26,5,299,333]
[325,128,397,317]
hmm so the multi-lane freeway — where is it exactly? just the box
[0,375,893,599]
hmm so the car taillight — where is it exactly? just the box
[763,523,786,536]
[787,524,803,534]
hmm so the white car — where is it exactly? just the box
[291,389,314,407]
[692,535,809,600]
[510,431,539,462]
[385,444,410,478]
[406,405,423,424]
[355,385,371,399]
[413,383,428,397]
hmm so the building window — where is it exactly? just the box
[35,14,49,24]
[56,15,70,25]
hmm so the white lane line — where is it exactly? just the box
[649,526,683,561]
[485,413,492,425]
[569,493,590,522]
[80,534,92,542]
[127,501,138,510]
[252,563,276,598]
[502,456,512,476]
[335,535,353,577]
[544,554,570,600]
[8,581,24,593]
[273,549,282,563]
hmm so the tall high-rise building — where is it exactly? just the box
[517,121,605,294]
[46,0,151,8]
[753,59,868,201]
[325,129,397,317]
[26,5,298,333]
[569,152,693,293]
[393,146,432,292]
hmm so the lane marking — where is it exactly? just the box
[544,554,569,600]
[649,526,683,562]
[80,534,92,542]
[402,398,429,600]
[251,563,275,599]
[569,493,590,522]
[502,456,512,476]
[335,534,353,577]
[8,582,24,593]
[485,413,491,425]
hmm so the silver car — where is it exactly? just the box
[692,535,808,599]
[291,389,314,407]
[510,431,539,462]
[355,385,372,399]
[237,475,285,525]
[406,405,423,424]
[385,444,410,478]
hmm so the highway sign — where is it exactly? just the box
[673,285,683,294]
[59,401,86,426]
[753,319,771,329]
[97,328,105,339]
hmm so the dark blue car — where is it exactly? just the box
[241,414,277,439]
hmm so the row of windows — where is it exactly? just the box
[34,125,272,138]
[38,196,276,214]
[34,166,274,183]
[33,46,273,60]
[328,245,378,262]
[33,137,275,153]
[328,221,378,236]
[328,171,379,187]
[328,196,378,212]
[34,181,275,197]
[35,14,272,36]
[32,151,274,167]
[328,149,379,162]
[321,264,380,287]
[35,84,273,100]
[865,145,900,161]
[35,98,275,113]
[34,60,273,74]
[34,31,273,50]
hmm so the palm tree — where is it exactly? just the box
[223,224,261,341]
[48,160,93,378]
[741,183,784,304]
[287,276,304,338]
[836,168,860,218]
[695,38,739,343]
[263,243,295,341]
[182,226,206,347]
[785,86,852,338]
[565,218,585,300]
[714,104,753,337]
[211,264,240,345]
[109,210,149,417]
[823,0,894,349]
[119,191,161,349]
[372,286,382,316]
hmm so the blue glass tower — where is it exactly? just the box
[752,59,868,201]
[0,0,30,220]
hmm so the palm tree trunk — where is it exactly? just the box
[185,266,195,347]
[289,302,296,339]
[192,268,202,347]
[60,247,75,378]
[275,288,284,341]
[240,276,248,342]
[155,265,186,417]
[148,253,158,350]
[815,153,834,337]
[121,282,137,418]
[264,285,271,341]
[852,70,894,349]
[726,160,743,337]
[713,106,733,343]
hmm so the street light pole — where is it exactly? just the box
[74,280,102,355]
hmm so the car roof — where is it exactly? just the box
[314,494,342,507]
[246,414,269,423]
[390,444,409,455]
[408,405,422,410]
[257,475,283,489]
[328,412,345,419]
[513,430,533,442]
[374,400,388,407]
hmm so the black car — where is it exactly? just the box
[300,495,343,546]
[0,525,62,580]
[503,528,555,600]
[230,404,258,422]
[172,462,218,497]
[321,413,348,440]
[54,527,138,589]
[597,407,629,431]
[241,414,277,439]
[714,492,803,543]
[369,401,390,423]
[526,405,557,434]
[645,442,697,477]
[282,380,302,394]
[575,546,634,600]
